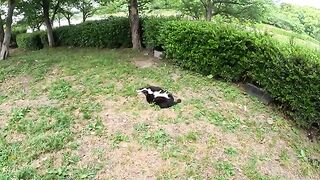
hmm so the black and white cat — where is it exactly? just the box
[137,86,181,108]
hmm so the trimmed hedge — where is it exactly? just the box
[155,20,320,126]
[11,29,27,48]
[54,17,131,48]
[142,16,180,48]
[16,32,43,50]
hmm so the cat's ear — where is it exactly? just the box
[137,88,148,93]
[137,87,144,93]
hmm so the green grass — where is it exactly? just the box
[0,48,319,179]
[256,24,320,51]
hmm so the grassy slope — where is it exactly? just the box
[0,48,319,179]
[256,24,320,51]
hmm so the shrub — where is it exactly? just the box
[159,21,256,81]
[39,31,49,47]
[53,25,78,46]
[158,20,320,126]
[11,29,27,48]
[16,32,43,50]
[142,16,180,49]
[249,47,320,126]
[54,17,131,48]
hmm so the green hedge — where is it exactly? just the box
[11,29,27,48]
[16,32,43,50]
[155,20,320,126]
[142,16,180,48]
[54,17,131,48]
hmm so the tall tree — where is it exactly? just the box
[59,1,76,25]
[0,0,16,60]
[42,0,55,47]
[0,15,5,51]
[17,2,43,31]
[181,0,269,21]
[76,0,95,22]
[0,3,5,50]
[180,0,204,20]
[129,0,141,50]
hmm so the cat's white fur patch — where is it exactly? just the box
[153,91,170,99]
[137,88,153,94]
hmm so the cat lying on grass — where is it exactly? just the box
[137,86,181,108]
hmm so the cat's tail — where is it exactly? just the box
[174,99,182,104]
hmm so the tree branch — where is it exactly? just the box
[212,0,253,6]
[51,0,61,22]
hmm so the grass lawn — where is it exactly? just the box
[0,48,319,179]
[256,24,320,52]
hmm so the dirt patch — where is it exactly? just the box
[5,132,27,143]
[0,95,57,113]
[76,135,109,167]
[133,57,158,68]
[171,73,181,82]
[32,150,66,170]
[96,142,169,179]
[102,112,133,134]
[258,160,303,179]
[0,75,32,94]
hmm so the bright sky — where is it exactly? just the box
[279,0,320,8]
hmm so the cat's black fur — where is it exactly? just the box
[138,86,181,108]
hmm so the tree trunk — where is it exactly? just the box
[0,16,5,52]
[67,18,71,25]
[0,0,16,60]
[42,0,55,47]
[129,0,142,50]
[82,11,86,22]
[205,1,213,21]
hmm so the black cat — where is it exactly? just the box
[137,86,181,108]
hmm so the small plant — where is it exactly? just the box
[111,132,129,148]
[134,122,149,132]
[80,102,102,120]
[16,167,38,180]
[279,149,290,166]
[178,131,199,143]
[224,147,238,156]
[215,161,236,178]
[49,80,72,100]
[87,119,104,134]
[9,107,31,128]
[136,128,172,148]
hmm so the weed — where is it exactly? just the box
[243,156,279,180]
[111,132,129,148]
[224,147,238,156]
[10,107,31,124]
[49,80,72,100]
[16,167,38,180]
[80,102,102,120]
[134,122,150,132]
[27,131,73,159]
[279,149,290,166]
[215,161,235,178]
[0,95,7,104]
[177,131,199,143]
[87,118,104,135]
